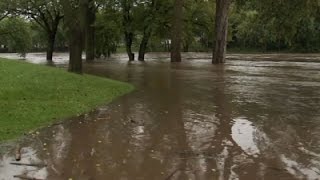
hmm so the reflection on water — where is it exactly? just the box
[0,52,320,179]
[231,118,261,157]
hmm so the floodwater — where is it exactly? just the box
[1,52,320,180]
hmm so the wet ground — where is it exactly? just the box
[1,52,320,180]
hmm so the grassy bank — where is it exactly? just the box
[0,59,134,142]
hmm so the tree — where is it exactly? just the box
[230,0,320,52]
[95,4,122,58]
[121,0,135,61]
[12,0,63,61]
[0,17,32,57]
[170,0,184,62]
[61,0,88,73]
[212,0,231,64]
[136,0,157,61]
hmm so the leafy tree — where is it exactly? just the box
[10,0,63,61]
[183,0,215,52]
[95,6,122,58]
[231,0,320,52]
[0,17,32,57]
[121,0,135,61]
[136,0,166,61]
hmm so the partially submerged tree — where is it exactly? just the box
[136,0,157,61]
[61,0,88,73]
[170,0,184,62]
[212,0,231,64]
[12,0,63,61]
[121,0,135,61]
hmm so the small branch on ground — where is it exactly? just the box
[10,162,47,168]
[13,175,44,180]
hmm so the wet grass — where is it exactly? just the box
[0,58,134,142]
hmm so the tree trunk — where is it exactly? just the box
[170,0,184,62]
[46,33,56,61]
[138,29,152,61]
[62,0,87,73]
[125,32,134,61]
[69,28,83,74]
[45,16,61,62]
[85,0,95,62]
[212,0,231,64]
[122,0,135,61]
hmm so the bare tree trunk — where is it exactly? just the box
[125,32,134,61]
[45,16,62,61]
[46,33,55,61]
[85,0,95,62]
[170,0,184,62]
[122,0,135,61]
[212,0,231,64]
[62,0,87,73]
[69,28,83,74]
[138,29,152,61]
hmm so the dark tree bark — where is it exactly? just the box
[138,28,152,61]
[69,27,83,73]
[137,0,157,61]
[62,0,87,73]
[170,0,184,62]
[125,32,135,61]
[46,33,56,61]
[212,0,231,64]
[85,0,96,62]
[45,15,61,61]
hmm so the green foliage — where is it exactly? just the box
[29,22,67,50]
[9,0,63,30]
[2,0,320,53]
[0,17,32,57]
[95,7,122,58]
[0,0,8,21]
[0,58,134,142]
[230,0,320,52]
[182,0,216,51]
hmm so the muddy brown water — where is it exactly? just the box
[1,53,320,180]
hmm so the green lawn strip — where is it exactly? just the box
[0,58,134,142]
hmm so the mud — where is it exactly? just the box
[1,52,320,180]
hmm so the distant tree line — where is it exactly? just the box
[0,0,319,72]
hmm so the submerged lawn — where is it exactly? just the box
[0,59,134,142]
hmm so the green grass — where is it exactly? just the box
[0,58,134,142]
